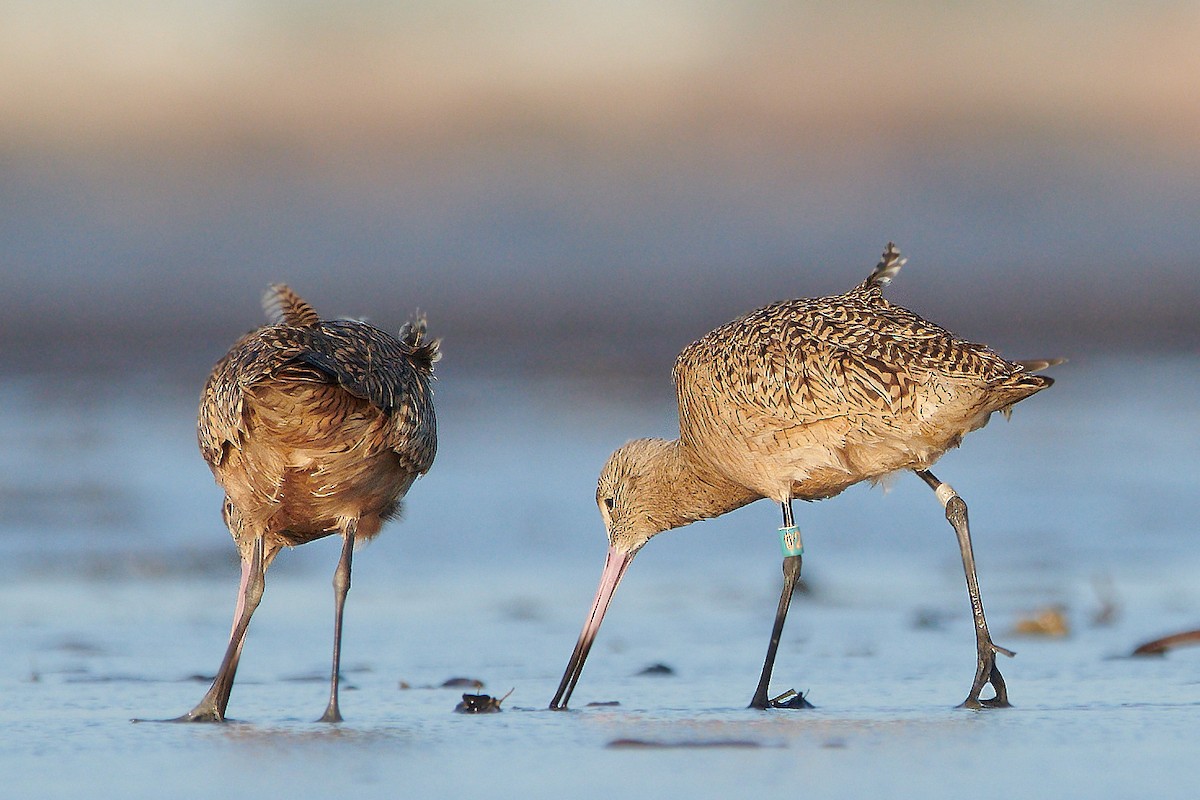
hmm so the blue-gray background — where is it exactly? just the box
[3,1,1197,369]
[2,4,1198,799]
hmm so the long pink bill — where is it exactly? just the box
[549,546,634,709]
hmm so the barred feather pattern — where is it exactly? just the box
[199,286,437,561]
[398,312,441,374]
[263,283,320,327]
[865,241,907,288]
[668,243,1055,505]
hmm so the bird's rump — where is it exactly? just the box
[196,293,438,556]
[199,321,437,476]
[224,376,415,545]
[672,282,1051,500]
[177,283,439,722]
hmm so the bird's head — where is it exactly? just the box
[551,436,729,710]
[595,437,679,557]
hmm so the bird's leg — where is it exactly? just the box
[916,469,1014,709]
[749,501,813,710]
[174,536,266,722]
[318,521,356,723]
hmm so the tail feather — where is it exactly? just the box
[400,312,441,373]
[866,242,906,289]
[1014,357,1067,373]
[995,368,1056,419]
[263,284,320,327]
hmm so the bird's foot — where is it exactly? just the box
[161,690,230,723]
[960,695,1010,710]
[316,707,344,724]
[771,689,815,710]
[959,638,1014,710]
[130,707,226,724]
[750,689,814,710]
[171,706,227,723]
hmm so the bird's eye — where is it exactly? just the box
[603,497,615,511]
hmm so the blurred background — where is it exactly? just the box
[2,0,1198,373]
[1,0,1198,640]
[2,7,1199,791]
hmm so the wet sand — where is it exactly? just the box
[1,354,1198,798]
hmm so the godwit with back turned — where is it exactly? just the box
[174,285,439,722]
[550,244,1060,711]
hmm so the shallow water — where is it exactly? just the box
[2,353,1198,798]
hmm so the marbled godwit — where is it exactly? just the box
[175,285,438,722]
[550,244,1059,711]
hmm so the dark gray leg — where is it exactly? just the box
[916,469,1014,709]
[318,521,356,723]
[749,501,813,710]
[175,536,266,722]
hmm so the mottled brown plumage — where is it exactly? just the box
[176,284,438,723]
[552,243,1059,712]
[670,243,1050,509]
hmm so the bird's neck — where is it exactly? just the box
[643,440,761,531]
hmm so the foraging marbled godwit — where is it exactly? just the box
[550,243,1059,711]
[175,285,438,722]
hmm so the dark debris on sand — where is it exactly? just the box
[635,663,675,676]
[1131,628,1200,656]
[454,689,513,714]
